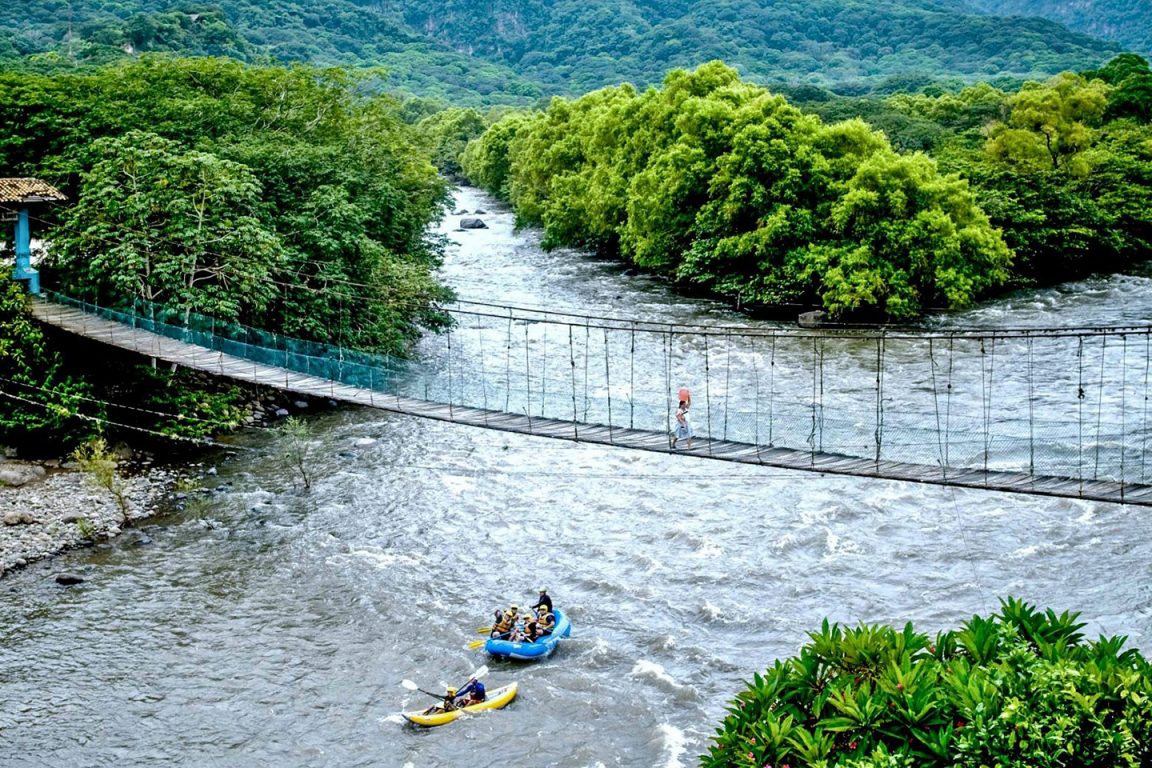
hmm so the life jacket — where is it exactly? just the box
[538,611,555,634]
[523,618,539,641]
[494,610,517,635]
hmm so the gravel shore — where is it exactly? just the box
[0,460,177,579]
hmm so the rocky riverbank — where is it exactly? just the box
[0,459,179,580]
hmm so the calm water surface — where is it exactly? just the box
[2,188,1151,768]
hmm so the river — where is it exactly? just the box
[2,187,1151,768]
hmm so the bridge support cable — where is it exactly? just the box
[1026,336,1035,487]
[703,334,713,456]
[568,325,579,439]
[603,327,614,444]
[928,338,947,482]
[979,336,994,478]
[1143,330,1151,485]
[446,323,455,420]
[874,335,885,468]
[524,322,533,430]
[475,313,490,422]
[751,335,762,462]
[945,336,954,470]
[629,323,636,430]
[768,334,776,448]
[1094,334,1107,481]
[663,329,673,445]
[1077,336,1085,496]
[817,336,825,454]
[582,323,591,423]
[1120,333,1127,499]
[540,314,549,418]
[504,309,514,414]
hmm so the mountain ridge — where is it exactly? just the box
[0,0,1125,102]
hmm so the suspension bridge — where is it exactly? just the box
[25,291,1152,507]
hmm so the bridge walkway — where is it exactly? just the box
[30,297,1152,507]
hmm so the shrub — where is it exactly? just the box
[702,597,1152,767]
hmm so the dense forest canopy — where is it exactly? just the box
[0,0,1124,102]
[399,0,1120,92]
[0,56,454,447]
[462,56,1152,320]
[955,0,1152,57]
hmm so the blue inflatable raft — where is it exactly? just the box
[484,608,572,660]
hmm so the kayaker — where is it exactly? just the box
[533,588,553,613]
[440,687,458,712]
[455,677,486,705]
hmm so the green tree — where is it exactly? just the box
[417,107,488,177]
[987,73,1112,175]
[50,130,283,321]
[0,282,96,452]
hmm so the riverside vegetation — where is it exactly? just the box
[462,56,1152,320]
[702,598,1152,767]
[0,56,453,451]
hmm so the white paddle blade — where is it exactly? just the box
[473,664,490,679]
[400,680,419,691]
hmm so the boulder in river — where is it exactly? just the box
[797,310,827,328]
[0,463,47,488]
[452,209,469,215]
[55,573,85,585]
[459,217,488,230]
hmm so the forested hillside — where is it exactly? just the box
[399,0,1119,92]
[0,0,543,105]
[957,0,1152,56]
[0,0,1122,101]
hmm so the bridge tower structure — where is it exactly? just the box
[1,178,67,295]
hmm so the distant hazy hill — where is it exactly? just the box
[398,0,1120,91]
[956,0,1151,56]
[0,0,1122,100]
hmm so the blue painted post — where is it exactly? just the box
[12,207,39,294]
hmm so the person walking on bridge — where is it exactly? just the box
[671,398,693,450]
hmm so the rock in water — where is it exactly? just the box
[459,217,488,229]
[797,310,827,328]
[55,573,85,585]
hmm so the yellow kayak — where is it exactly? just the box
[401,682,518,727]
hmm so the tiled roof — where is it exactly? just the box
[0,178,67,204]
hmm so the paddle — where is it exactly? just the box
[401,679,444,700]
[402,665,490,700]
